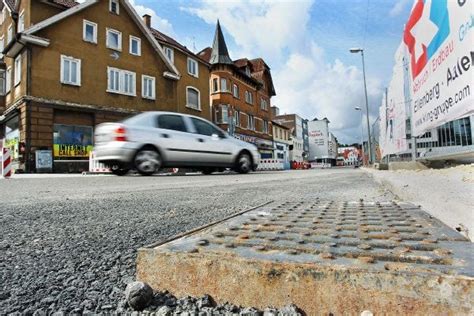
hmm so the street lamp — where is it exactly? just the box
[355,107,364,166]
[350,47,372,164]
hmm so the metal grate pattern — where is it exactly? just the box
[164,200,473,275]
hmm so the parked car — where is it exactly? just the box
[94,112,260,176]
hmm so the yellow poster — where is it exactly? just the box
[53,144,93,158]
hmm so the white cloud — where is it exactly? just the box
[182,0,313,61]
[389,0,411,17]
[185,0,384,144]
[129,0,174,36]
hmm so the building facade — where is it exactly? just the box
[337,146,361,166]
[273,113,306,163]
[0,0,210,173]
[308,118,337,165]
[272,121,290,169]
[198,21,276,159]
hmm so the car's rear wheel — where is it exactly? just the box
[110,164,130,176]
[134,147,161,176]
[236,152,252,174]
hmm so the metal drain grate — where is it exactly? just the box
[138,200,474,315]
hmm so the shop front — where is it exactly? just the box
[53,124,93,173]
[234,133,273,159]
[4,115,21,171]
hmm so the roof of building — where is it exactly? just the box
[1,0,78,11]
[209,20,233,65]
[49,0,79,8]
[197,47,212,63]
[17,0,180,78]
[272,120,290,130]
[151,27,209,65]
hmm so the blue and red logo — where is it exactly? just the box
[403,0,450,78]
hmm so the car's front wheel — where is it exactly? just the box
[134,147,162,176]
[236,152,252,174]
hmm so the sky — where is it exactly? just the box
[126,0,414,144]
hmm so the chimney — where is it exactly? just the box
[143,14,151,28]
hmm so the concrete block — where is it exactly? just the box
[137,201,473,315]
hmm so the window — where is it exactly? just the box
[260,98,267,110]
[18,11,24,32]
[186,86,200,110]
[83,20,97,43]
[234,110,240,126]
[163,47,174,63]
[60,55,81,86]
[263,120,269,134]
[107,67,136,96]
[6,67,11,93]
[110,0,119,14]
[129,36,141,56]
[106,28,122,51]
[233,84,239,98]
[221,105,229,123]
[187,58,198,77]
[0,70,5,96]
[220,78,227,92]
[7,24,12,43]
[0,36,4,57]
[215,105,229,124]
[157,115,187,132]
[245,91,253,104]
[191,118,223,137]
[14,54,21,86]
[123,72,135,95]
[212,78,218,92]
[142,75,155,99]
[248,115,255,131]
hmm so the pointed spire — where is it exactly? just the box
[209,20,233,65]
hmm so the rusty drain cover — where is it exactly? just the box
[137,200,474,315]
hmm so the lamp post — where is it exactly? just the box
[350,47,372,164]
[355,107,364,166]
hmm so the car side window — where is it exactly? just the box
[191,118,223,137]
[157,115,188,132]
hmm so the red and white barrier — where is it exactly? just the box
[88,151,111,173]
[2,146,12,178]
[257,159,285,171]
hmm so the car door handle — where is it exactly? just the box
[162,133,170,138]
[197,138,205,143]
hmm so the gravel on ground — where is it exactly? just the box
[365,164,474,241]
[0,168,394,314]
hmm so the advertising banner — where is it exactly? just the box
[403,0,473,136]
[53,124,93,158]
[380,44,410,156]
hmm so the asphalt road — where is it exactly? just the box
[0,168,395,314]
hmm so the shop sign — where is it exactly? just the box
[53,144,93,158]
[53,124,93,158]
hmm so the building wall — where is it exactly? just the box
[159,43,211,120]
[308,120,329,161]
[30,1,177,112]
[211,65,272,141]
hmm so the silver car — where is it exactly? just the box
[94,111,260,176]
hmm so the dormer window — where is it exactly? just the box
[245,67,251,76]
[18,11,25,32]
[110,0,119,15]
[163,47,174,64]
[7,24,12,44]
